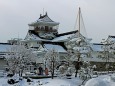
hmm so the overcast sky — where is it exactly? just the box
[0,0,115,43]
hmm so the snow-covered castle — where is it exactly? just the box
[0,12,115,70]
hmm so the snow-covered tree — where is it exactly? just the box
[63,52,74,66]
[44,48,59,79]
[6,44,37,76]
[65,34,92,77]
[60,53,76,75]
[76,61,93,86]
[101,38,115,72]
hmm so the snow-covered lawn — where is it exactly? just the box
[1,74,115,86]
[0,76,82,86]
[41,77,82,86]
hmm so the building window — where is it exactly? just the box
[41,26,44,30]
[45,26,49,31]
[50,27,52,31]
[37,42,39,44]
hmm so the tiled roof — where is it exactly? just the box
[0,43,12,52]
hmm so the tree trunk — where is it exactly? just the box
[75,70,78,77]
[75,54,81,77]
[20,70,23,77]
[12,69,15,76]
[51,61,54,79]
[19,67,24,77]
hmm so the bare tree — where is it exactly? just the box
[6,44,37,77]
[44,48,59,79]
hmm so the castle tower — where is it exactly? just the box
[28,12,59,39]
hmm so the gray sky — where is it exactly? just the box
[0,0,115,43]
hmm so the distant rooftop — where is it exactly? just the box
[109,35,115,38]
[0,43,12,52]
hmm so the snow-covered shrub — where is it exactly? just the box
[66,67,75,76]
[78,61,93,80]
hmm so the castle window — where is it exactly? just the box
[38,27,40,30]
[50,27,52,31]
[41,26,44,30]
[37,42,39,44]
[45,26,49,31]
[35,27,39,32]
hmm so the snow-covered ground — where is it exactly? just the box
[85,74,115,86]
[0,75,82,86]
[1,74,115,86]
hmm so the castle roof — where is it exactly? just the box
[107,35,115,43]
[44,44,67,53]
[26,30,78,42]
[52,31,78,42]
[28,12,59,26]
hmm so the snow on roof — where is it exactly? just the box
[109,35,115,38]
[26,32,72,42]
[91,43,103,51]
[52,34,75,42]
[25,32,54,42]
[40,33,55,38]
[0,44,12,52]
[25,33,44,41]
[44,44,67,52]
[37,16,53,22]
[73,47,90,53]
[107,35,115,43]
[29,13,59,26]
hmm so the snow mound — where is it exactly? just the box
[85,78,110,86]
[85,75,115,86]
